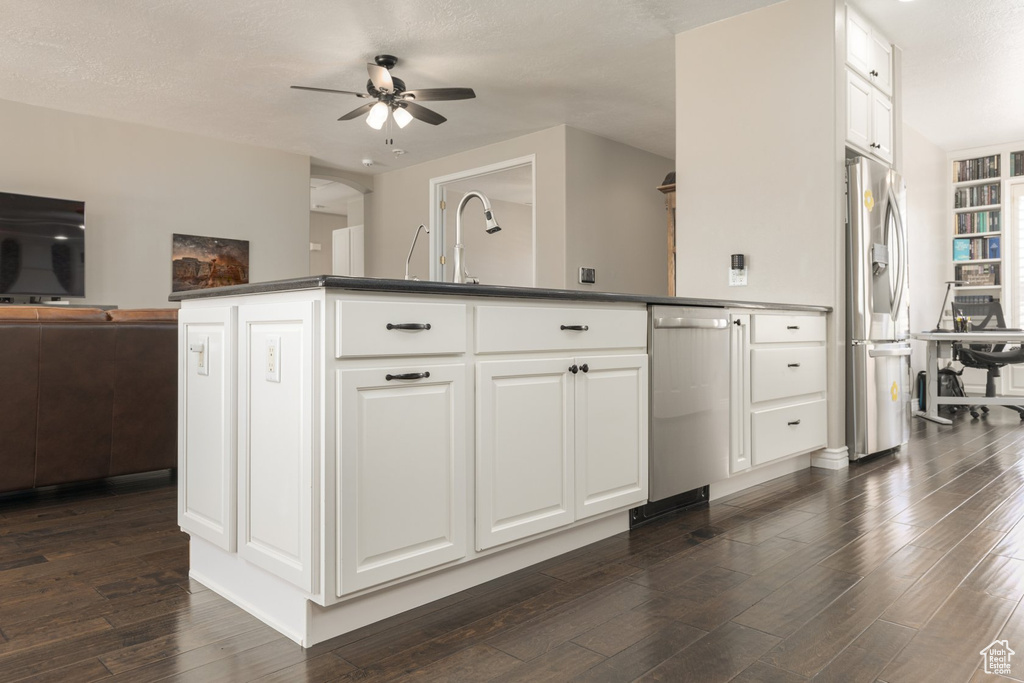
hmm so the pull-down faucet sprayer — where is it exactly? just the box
[452,191,500,284]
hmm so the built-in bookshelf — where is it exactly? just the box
[951,153,1004,295]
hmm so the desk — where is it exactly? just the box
[912,330,1024,424]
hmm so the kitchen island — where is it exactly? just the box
[172,276,829,646]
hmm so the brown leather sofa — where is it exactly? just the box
[0,307,177,493]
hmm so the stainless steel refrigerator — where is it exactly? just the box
[846,156,912,460]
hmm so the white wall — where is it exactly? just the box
[309,212,347,275]
[565,127,674,295]
[0,98,310,308]
[902,125,948,380]
[675,0,837,306]
[367,127,567,287]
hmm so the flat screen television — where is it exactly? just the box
[0,191,86,298]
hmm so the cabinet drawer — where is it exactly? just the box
[750,399,826,467]
[751,314,826,344]
[475,305,646,354]
[336,300,466,358]
[750,346,826,403]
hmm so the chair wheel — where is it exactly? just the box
[982,406,990,413]
[971,411,980,419]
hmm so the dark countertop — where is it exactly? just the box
[169,275,832,313]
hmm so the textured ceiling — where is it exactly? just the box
[0,0,782,174]
[2,0,1012,174]
[855,0,1024,151]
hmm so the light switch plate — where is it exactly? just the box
[192,335,210,376]
[265,335,281,382]
[729,268,748,286]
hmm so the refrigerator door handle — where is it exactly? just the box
[868,347,912,357]
[887,185,907,323]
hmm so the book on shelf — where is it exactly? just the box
[953,294,996,305]
[953,154,1000,182]
[953,239,971,261]
[954,209,1000,234]
[990,236,1001,259]
[954,183,1001,208]
[954,262,1001,286]
[953,236,1000,261]
[1012,151,1024,177]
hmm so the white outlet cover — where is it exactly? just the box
[729,268,748,286]
[265,335,281,383]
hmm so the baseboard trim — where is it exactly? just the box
[812,446,849,470]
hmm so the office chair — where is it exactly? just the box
[951,300,1024,420]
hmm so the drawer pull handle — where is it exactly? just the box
[561,324,589,331]
[787,363,801,368]
[787,419,801,426]
[580,363,589,373]
[386,323,432,331]
[385,372,431,381]
[569,364,579,374]
[787,325,800,330]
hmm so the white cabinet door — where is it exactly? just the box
[337,364,466,594]
[871,88,894,164]
[846,7,872,79]
[237,301,317,592]
[476,358,575,550]
[846,69,872,154]
[574,354,648,519]
[179,305,236,551]
[729,313,751,474]
[869,31,893,96]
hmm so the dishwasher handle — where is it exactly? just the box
[653,317,729,330]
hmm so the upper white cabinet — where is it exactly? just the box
[846,70,894,165]
[845,6,895,165]
[846,6,892,96]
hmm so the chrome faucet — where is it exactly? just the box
[452,191,501,284]
[404,223,429,280]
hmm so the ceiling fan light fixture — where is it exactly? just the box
[366,101,389,129]
[392,106,413,128]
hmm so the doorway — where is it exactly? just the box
[429,156,536,285]
[309,175,365,276]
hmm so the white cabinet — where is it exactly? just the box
[337,363,466,594]
[574,354,648,520]
[179,305,236,552]
[476,358,575,550]
[846,69,893,165]
[236,300,317,592]
[730,311,827,474]
[475,352,648,551]
[846,6,892,96]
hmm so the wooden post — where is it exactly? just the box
[658,183,676,296]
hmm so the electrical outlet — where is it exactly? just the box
[265,336,281,382]
[189,337,209,376]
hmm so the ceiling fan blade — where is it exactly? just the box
[367,63,394,93]
[337,102,376,121]
[291,85,369,97]
[402,101,447,125]
[401,87,476,101]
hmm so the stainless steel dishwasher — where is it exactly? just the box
[633,305,731,524]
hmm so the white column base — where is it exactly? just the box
[811,446,849,470]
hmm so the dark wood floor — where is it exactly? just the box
[3,411,1024,682]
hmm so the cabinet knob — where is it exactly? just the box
[580,363,589,373]
[870,69,879,77]
[569,364,579,374]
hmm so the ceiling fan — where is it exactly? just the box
[291,55,476,130]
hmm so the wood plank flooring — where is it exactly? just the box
[4,410,1024,681]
